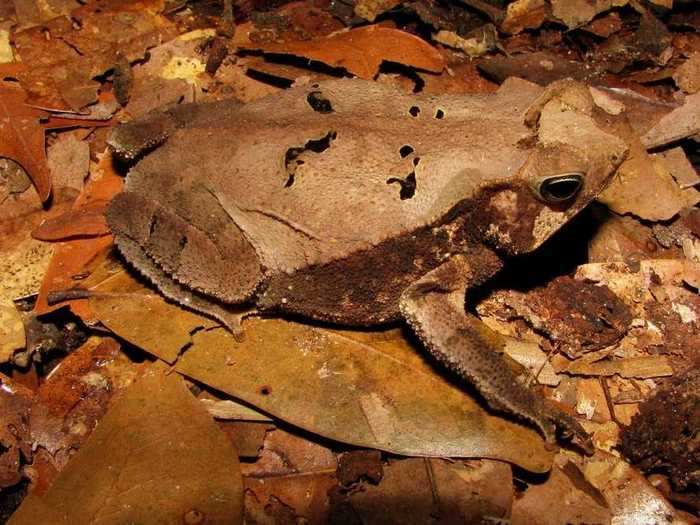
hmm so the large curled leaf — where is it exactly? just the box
[90,281,554,473]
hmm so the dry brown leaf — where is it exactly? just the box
[0,305,25,364]
[12,0,175,111]
[211,57,285,103]
[550,0,628,29]
[216,420,272,458]
[576,378,613,423]
[32,204,111,241]
[33,152,123,317]
[418,62,498,95]
[673,52,700,93]
[175,324,554,471]
[575,260,700,371]
[566,355,674,379]
[0,180,72,363]
[200,398,273,422]
[582,11,624,37]
[599,138,700,221]
[354,0,402,22]
[9,365,244,525]
[89,276,555,472]
[242,428,336,478]
[433,27,498,58]
[654,147,700,190]
[245,472,337,524]
[476,275,631,359]
[250,25,446,79]
[46,132,90,193]
[240,412,337,522]
[477,51,602,85]
[337,450,383,486]
[27,337,136,488]
[587,209,681,263]
[641,92,700,148]
[500,0,545,34]
[12,0,79,26]
[348,458,512,524]
[0,82,52,201]
[0,373,33,489]
[583,451,677,523]
[512,463,610,525]
[501,338,560,386]
[90,273,218,363]
[126,30,213,118]
[241,55,335,88]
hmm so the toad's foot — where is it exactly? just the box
[400,253,593,454]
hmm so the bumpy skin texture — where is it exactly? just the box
[107,78,628,450]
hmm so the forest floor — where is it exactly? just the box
[1,0,700,523]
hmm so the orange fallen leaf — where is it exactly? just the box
[9,365,244,525]
[32,204,112,241]
[34,152,123,317]
[0,82,52,201]
[251,25,446,79]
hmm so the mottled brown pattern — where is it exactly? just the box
[258,216,475,324]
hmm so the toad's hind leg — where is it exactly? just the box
[400,253,592,453]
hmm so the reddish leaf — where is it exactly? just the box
[0,83,51,201]
[32,204,111,241]
[252,25,446,79]
[34,152,123,317]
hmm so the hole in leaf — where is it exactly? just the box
[399,145,414,158]
[259,385,272,395]
[409,106,420,117]
[307,91,333,113]
[387,172,416,200]
[413,157,420,166]
[284,131,337,187]
[435,108,445,119]
[148,216,157,236]
[179,235,187,249]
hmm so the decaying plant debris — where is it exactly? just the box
[1,0,700,523]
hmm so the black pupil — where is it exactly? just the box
[543,178,581,201]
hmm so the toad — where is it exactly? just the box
[107,77,629,452]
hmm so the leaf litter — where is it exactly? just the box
[1,0,700,522]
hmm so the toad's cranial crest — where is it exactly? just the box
[107,77,629,455]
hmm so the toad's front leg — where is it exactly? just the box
[400,253,593,453]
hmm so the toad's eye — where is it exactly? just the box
[533,173,584,204]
